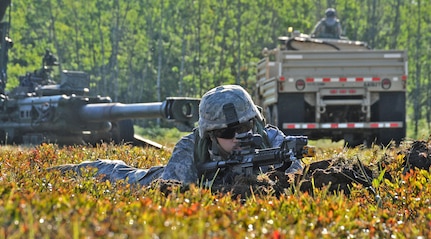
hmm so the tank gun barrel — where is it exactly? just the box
[79,97,200,131]
[81,102,167,121]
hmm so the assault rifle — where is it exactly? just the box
[198,132,315,177]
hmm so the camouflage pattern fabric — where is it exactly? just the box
[198,85,263,138]
[311,18,342,39]
[51,159,164,185]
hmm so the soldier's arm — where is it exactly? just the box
[337,21,343,37]
[160,132,199,184]
[265,125,287,147]
[311,20,323,36]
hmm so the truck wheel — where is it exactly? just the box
[0,130,6,144]
[264,105,279,126]
[344,134,373,148]
[271,105,279,127]
[111,119,135,144]
[264,106,272,125]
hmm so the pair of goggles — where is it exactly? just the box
[213,121,253,139]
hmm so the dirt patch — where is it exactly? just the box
[402,140,431,172]
[298,158,374,195]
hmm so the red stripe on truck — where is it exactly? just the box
[282,122,403,129]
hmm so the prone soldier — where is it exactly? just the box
[51,85,312,187]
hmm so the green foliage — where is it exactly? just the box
[134,124,189,147]
[5,1,429,98]
[2,1,431,136]
[0,143,430,238]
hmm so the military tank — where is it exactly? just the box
[0,2,199,147]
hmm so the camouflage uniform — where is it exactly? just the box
[52,85,302,186]
[311,8,342,39]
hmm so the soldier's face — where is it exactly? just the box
[212,120,253,153]
[216,137,240,153]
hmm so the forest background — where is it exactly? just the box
[3,0,431,138]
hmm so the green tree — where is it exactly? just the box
[3,0,431,136]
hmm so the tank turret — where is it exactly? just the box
[0,93,199,146]
[0,50,200,147]
[0,3,200,147]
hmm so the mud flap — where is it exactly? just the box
[375,92,406,146]
[277,93,305,135]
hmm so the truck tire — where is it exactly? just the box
[344,134,370,148]
[271,105,279,128]
[264,105,279,127]
[111,119,135,144]
[0,130,6,144]
[374,92,406,146]
[264,106,273,125]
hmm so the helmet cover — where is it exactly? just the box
[198,85,262,138]
[325,8,336,17]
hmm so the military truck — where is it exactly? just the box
[256,31,407,146]
[0,2,199,147]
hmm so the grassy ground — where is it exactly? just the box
[0,140,430,238]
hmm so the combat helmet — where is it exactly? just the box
[198,85,263,138]
[325,8,336,17]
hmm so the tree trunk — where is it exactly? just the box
[413,0,422,137]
